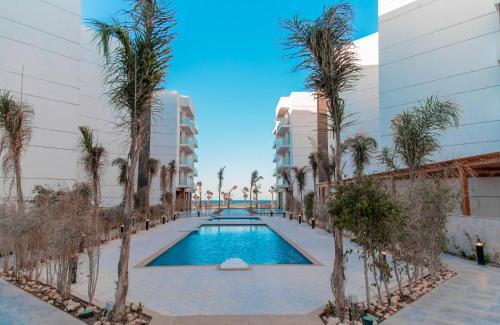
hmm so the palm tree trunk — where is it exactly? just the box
[363,250,371,308]
[145,174,151,219]
[113,130,139,320]
[333,126,346,317]
[14,159,23,209]
[249,185,253,210]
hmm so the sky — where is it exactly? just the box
[82,0,378,199]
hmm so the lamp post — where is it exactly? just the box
[476,239,485,265]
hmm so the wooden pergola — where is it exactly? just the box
[317,151,500,216]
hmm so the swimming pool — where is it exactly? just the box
[218,208,250,216]
[146,225,312,266]
[209,217,261,222]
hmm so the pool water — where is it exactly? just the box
[147,225,312,266]
[219,208,250,216]
[209,217,260,222]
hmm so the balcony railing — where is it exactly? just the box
[276,137,290,152]
[276,158,291,168]
[178,178,194,187]
[179,158,194,168]
[180,116,198,133]
[276,117,290,136]
[180,137,195,148]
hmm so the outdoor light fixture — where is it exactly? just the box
[173,213,176,221]
[120,224,124,234]
[162,216,166,224]
[475,239,485,265]
[299,214,302,224]
[311,218,315,229]
[283,211,286,218]
[146,218,150,231]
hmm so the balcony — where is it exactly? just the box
[276,117,290,136]
[178,177,194,188]
[194,153,198,162]
[276,137,290,154]
[276,178,289,188]
[179,157,194,170]
[180,116,198,135]
[276,157,292,172]
[194,167,198,177]
[179,137,195,152]
[272,152,276,163]
[272,139,276,149]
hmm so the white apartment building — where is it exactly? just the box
[149,91,199,212]
[0,1,197,210]
[272,92,317,209]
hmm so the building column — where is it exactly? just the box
[458,166,471,216]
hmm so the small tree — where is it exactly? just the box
[0,91,33,209]
[112,158,128,204]
[331,178,402,307]
[78,126,105,304]
[242,187,249,206]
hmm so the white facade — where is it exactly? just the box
[0,0,127,206]
[329,33,381,178]
[378,0,500,160]
[272,92,316,208]
[150,91,198,211]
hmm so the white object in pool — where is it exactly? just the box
[219,258,250,270]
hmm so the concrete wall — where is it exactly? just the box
[447,214,500,264]
[379,0,500,159]
[0,0,130,207]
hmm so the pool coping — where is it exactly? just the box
[134,221,323,268]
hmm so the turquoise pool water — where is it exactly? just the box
[147,225,312,266]
[209,217,260,221]
[219,208,250,216]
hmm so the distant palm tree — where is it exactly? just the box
[344,134,377,180]
[386,96,460,180]
[269,186,276,208]
[217,167,225,211]
[165,160,176,215]
[112,158,128,201]
[293,166,308,218]
[249,170,263,209]
[0,91,33,209]
[308,151,319,218]
[88,0,175,317]
[284,3,360,313]
[227,185,237,208]
[252,184,261,209]
[145,158,160,218]
[278,169,294,211]
[242,187,249,206]
[78,126,106,213]
[159,165,168,217]
[205,190,213,212]
[197,181,202,210]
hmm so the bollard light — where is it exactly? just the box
[162,216,165,224]
[290,212,293,221]
[120,224,124,234]
[475,239,485,265]
[312,218,315,229]
[283,211,286,218]
[270,211,273,217]
[146,218,150,230]
[299,215,302,224]
[173,213,176,221]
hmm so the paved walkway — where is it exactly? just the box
[384,255,500,325]
[73,215,370,317]
[0,278,83,325]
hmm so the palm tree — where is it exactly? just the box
[278,169,294,211]
[88,1,175,318]
[0,91,33,209]
[242,187,249,206]
[386,96,460,180]
[205,190,213,212]
[112,158,128,202]
[344,133,377,180]
[252,184,261,209]
[78,126,106,213]
[268,186,276,208]
[226,185,237,208]
[196,181,202,210]
[159,164,168,217]
[217,167,225,211]
[284,3,360,314]
[165,159,176,216]
[249,170,263,209]
[145,158,160,218]
[308,151,319,219]
[293,166,308,219]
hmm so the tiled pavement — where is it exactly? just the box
[383,255,500,325]
[73,215,369,317]
[0,278,83,325]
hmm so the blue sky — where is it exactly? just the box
[82,0,378,199]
